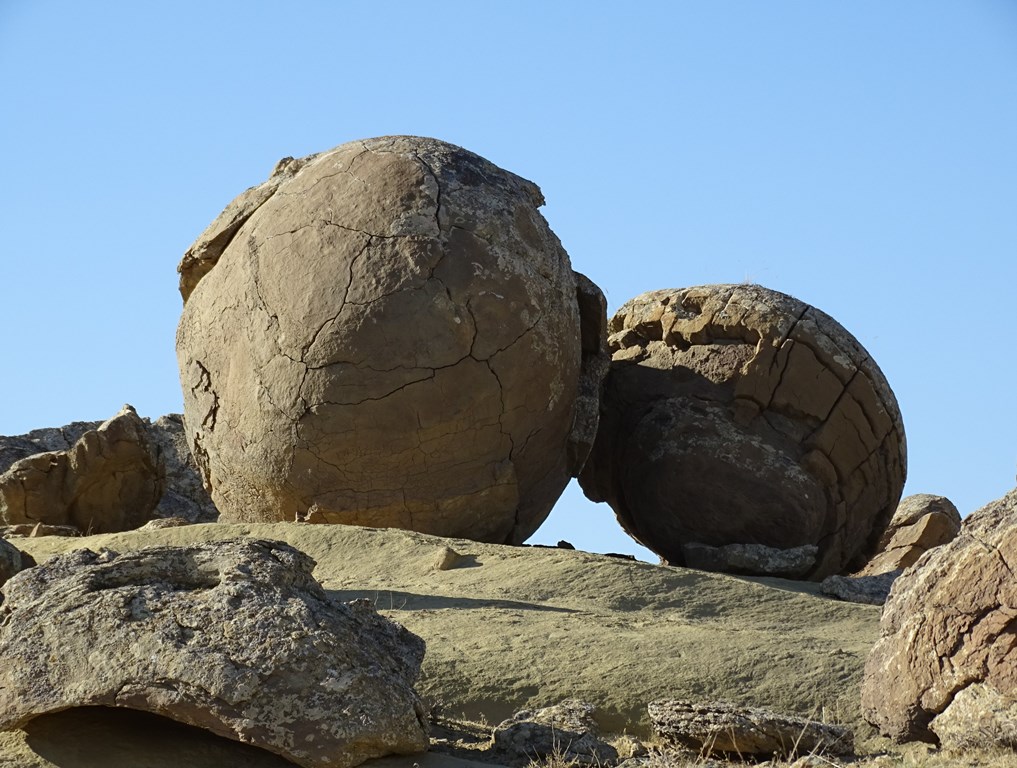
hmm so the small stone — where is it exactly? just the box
[820,571,901,605]
[433,546,461,571]
[493,700,619,764]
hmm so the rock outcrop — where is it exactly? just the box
[0,538,429,768]
[861,488,1017,749]
[492,700,618,765]
[0,405,164,533]
[855,493,960,576]
[648,699,854,758]
[579,284,906,579]
[176,135,608,543]
[0,409,217,530]
[820,570,901,606]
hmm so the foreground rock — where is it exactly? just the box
[861,488,1017,749]
[648,699,854,758]
[579,284,906,579]
[855,494,960,577]
[177,135,608,544]
[0,405,163,533]
[14,522,879,739]
[0,409,217,530]
[493,700,618,765]
[0,538,429,768]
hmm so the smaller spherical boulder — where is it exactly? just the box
[579,284,906,579]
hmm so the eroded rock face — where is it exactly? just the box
[176,135,607,543]
[855,493,960,577]
[0,538,429,768]
[0,405,163,533]
[0,409,218,529]
[579,285,906,579]
[648,699,854,758]
[861,488,1017,748]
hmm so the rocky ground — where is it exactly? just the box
[0,522,1005,768]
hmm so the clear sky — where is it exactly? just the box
[2,2,1015,560]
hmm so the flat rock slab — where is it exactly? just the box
[648,699,854,758]
[0,538,429,768]
[14,522,880,741]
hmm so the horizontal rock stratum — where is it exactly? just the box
[176,136,607,544]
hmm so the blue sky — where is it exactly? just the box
[2,2,1015,559]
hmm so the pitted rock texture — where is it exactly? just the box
[855,493,960,577]
[682,542,817,578]
[493,700,619,765]
[579,284,906,579]
[0,538,429,768]
[0,405,163,533]
[176,135,607,543]
[0,409,218,527]
[648,699,854,758]
[861,488,1017,748]
[0,538,33,590]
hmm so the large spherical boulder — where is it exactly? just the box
[579,284,906,579]
[861,488,1017,749]
[176,136,607,543]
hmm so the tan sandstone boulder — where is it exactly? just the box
[579,284,906,579]
[0,405,163,533]
[855,493,960,576]
[176,135,607,543]
[861,488,1017,749]
[0,538,429,768]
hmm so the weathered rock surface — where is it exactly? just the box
[648,699,854,758]
[861,488,1017,748]
[176,135,607,543]
[0,405,164,533]
[493,700,618,764]
[820,570,901,606]
[0,537,33,590]
[15,522,880,739]
[856,493,960,577]
[682,542,817,578]
[0,538,429,768]
[579,284,906,579]
[0,409,217,529]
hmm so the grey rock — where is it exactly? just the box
[929,682,1017,750]
[648,699,854,758]
[177,135,608,543]
[0,538,429,768]
[493,700,619,765]
[147,413,218,523]
[820,570,901,605]
[681,542,817,578]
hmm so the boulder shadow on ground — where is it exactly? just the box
[324,589,580,614]
[22,706,298,768]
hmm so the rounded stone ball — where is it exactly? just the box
[176,136,605,543]
[579,284,907,579]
